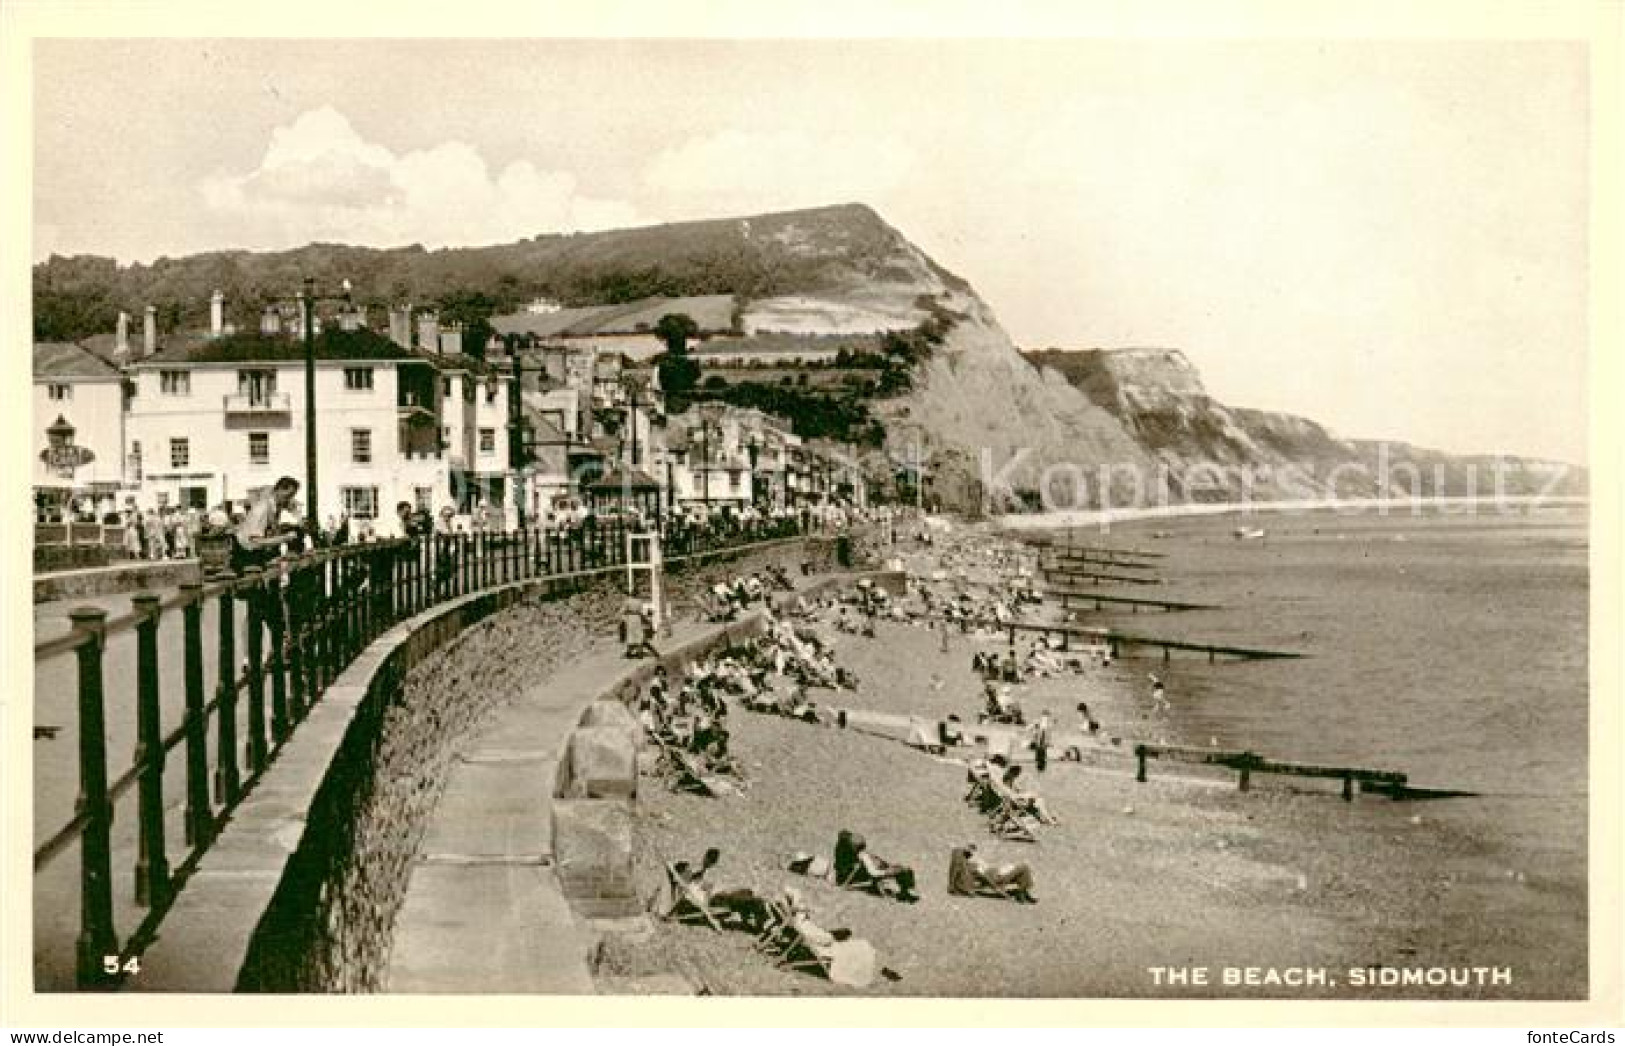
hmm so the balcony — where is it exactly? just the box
[222,392,292,415]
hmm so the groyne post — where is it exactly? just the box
[70,606,117,988]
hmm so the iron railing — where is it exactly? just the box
[33,514,808,988]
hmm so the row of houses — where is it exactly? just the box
[33,292,872,529]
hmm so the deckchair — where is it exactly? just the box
[652,736,719,796]
[985,782,1041,842]
[662,862,724,931]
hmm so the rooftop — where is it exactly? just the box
[33,341,123,380]
[131,329,442,367]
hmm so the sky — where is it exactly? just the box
[29,37,1593,464]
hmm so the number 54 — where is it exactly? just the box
[102,954,140,975]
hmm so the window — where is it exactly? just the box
[485,379,499,404]
[238,369,276,404]
[414,486,434,512]
[128,440,142,483]
[479,428,496,455]
[170,438,190,468]
[248,432,269,465]
[344,367,374,391]
[351,428,372,464]
[160,371,190,396]
[729,470,742,492]
[341,486,379,520]
[47,383,71,401]
[442,377,452,396]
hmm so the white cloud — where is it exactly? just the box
[644,128,914,213]
[200,106,639,249]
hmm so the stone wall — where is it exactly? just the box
[34,558,201,604]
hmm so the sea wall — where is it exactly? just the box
[137,536,831,993]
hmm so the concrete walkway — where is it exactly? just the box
[384,617,751,994]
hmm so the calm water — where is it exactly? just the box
[1037,507,1589,884]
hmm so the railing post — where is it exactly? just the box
[1135,744,1148,783]
[180,583,213,848]
[417,536,429,610]
[213,576,240,805]
[266,569,290,745]
[243,567,269,774]
[131,592,170,909]
[415,537,428,611]
[317,556,336,687]
[69,607,118,988]
[327,554,345,668]
[285,558,308,724]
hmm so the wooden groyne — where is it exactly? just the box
[1030,538,1168,559]
[1108,628,1305,662]
[1041,566,1164,586]
[1042,550,1163,570]
[923,615,1305,662]
[1131,742,1409,802]
[1042,588,1217,613]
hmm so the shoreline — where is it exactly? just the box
[616,526,1583,998]
[992,495,1589,533]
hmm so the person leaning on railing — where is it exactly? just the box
[231,476,303,575]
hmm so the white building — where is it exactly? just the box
[123,326,450,528]
[32,341,128,499]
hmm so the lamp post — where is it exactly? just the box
[746,436,761,510]
[508,348,527,529]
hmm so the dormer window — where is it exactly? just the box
[344,367,375,392]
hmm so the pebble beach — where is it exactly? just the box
[611,524,1578,998]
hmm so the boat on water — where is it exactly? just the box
[1233,526,1267,540]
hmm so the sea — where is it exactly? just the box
[1029,504,1590,948]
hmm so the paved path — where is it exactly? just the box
[384,616,748,994]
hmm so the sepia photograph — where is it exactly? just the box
[3,0,1620,1031]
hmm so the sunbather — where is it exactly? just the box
[833,830,919,902]
[1001,764,1058,824]
[948,842,1037,903]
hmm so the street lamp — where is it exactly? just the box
[746,435,761,510]
[508,348,527,529]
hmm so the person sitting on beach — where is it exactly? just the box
[1149,674,1169,711]
[939,714,965,748]
[948,842,1037,904]
[1076,701,1101,735]
[833,830,920,902]
[1002,764,1059,825]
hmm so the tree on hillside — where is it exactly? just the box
[655,312,702,412]
[654,312,700,354]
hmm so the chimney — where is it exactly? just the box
[417,311,440,355]
[439,323,463,357]
[143,306,157,357]
[261,307,281,336]
[339,305,362,332]
[388,305,412,350]
[210,290,224,338]
[115,311,129,357]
